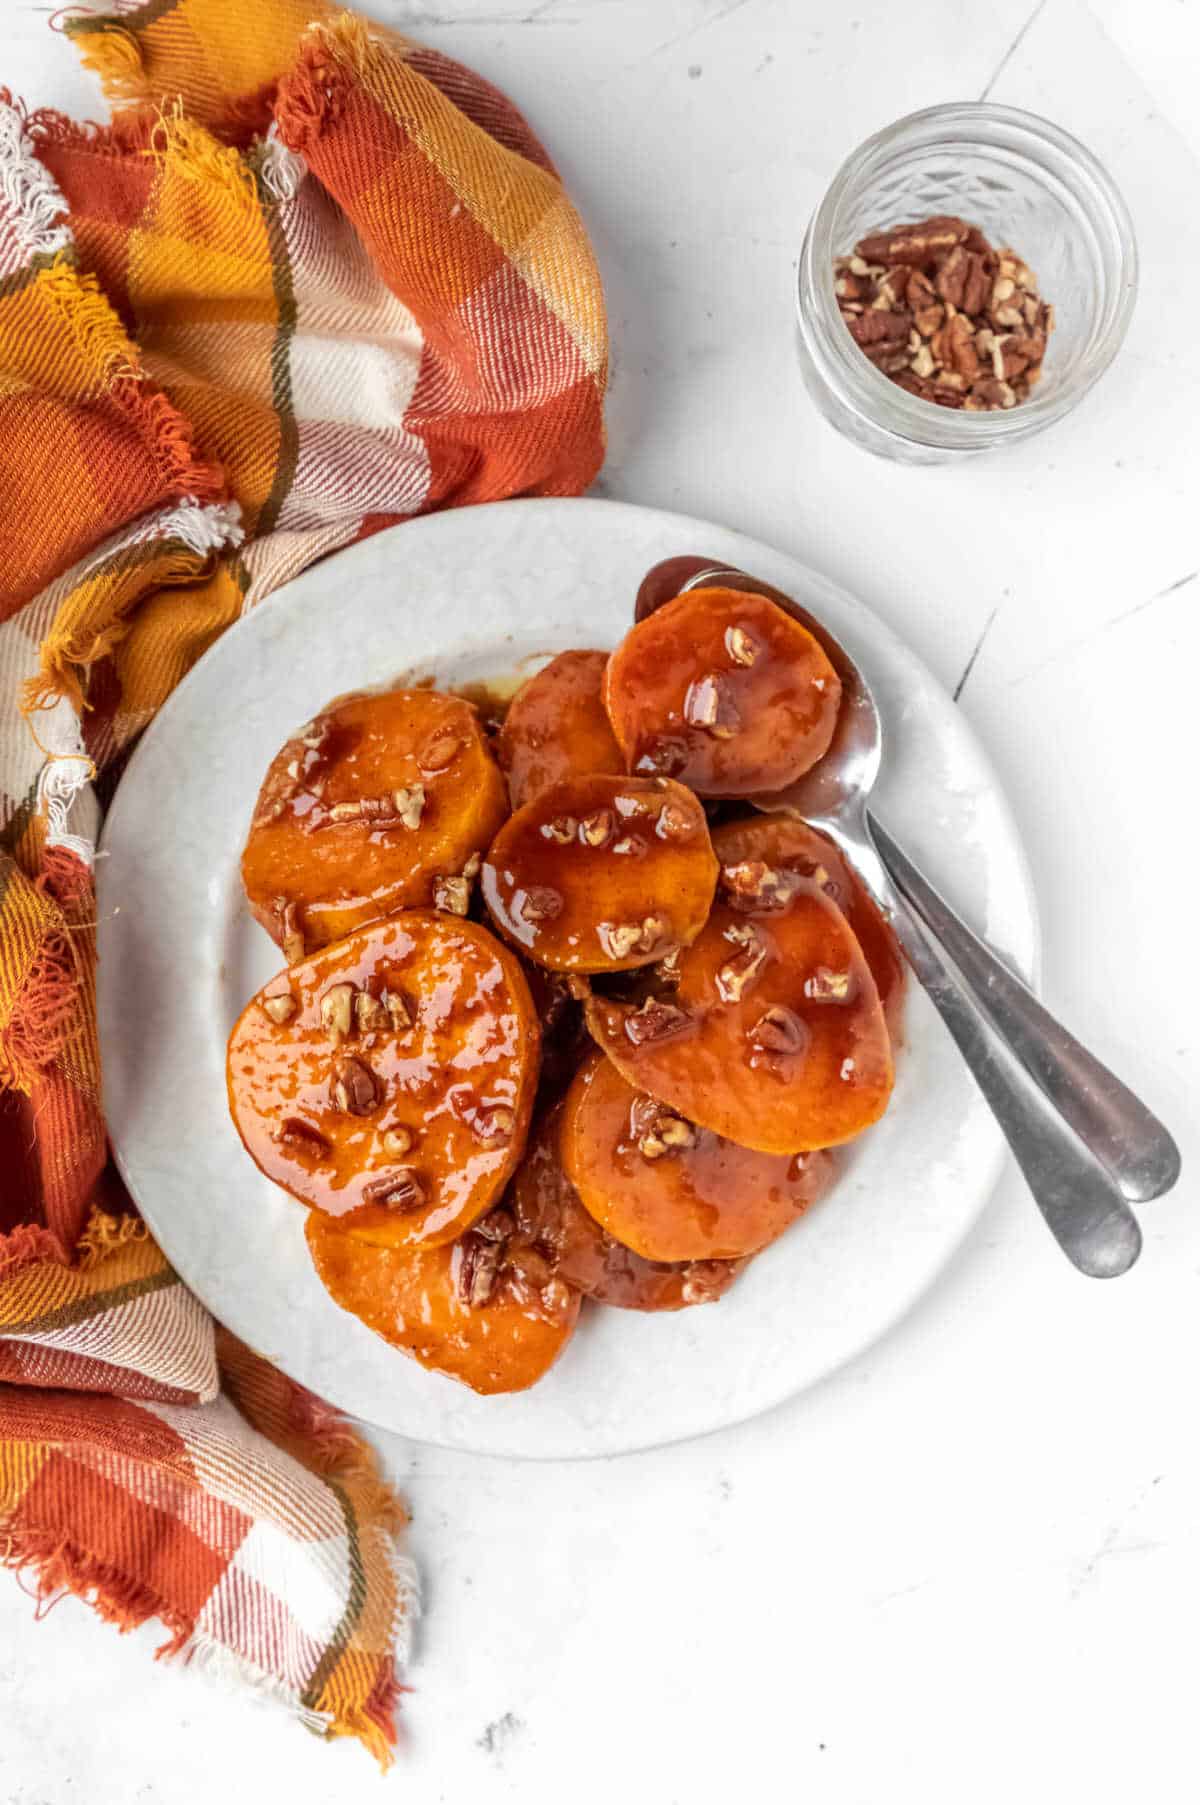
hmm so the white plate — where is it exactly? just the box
[97,499,1038,1458]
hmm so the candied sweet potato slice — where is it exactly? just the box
[584,873,893,1153]
[227,911,539,1248]
[498,650,623,808]
[509,1104,744,1310]
[604,588,842,797]
[561,1052,835,1262]
[712,815,905,1031]
[242,689,508,957]
[481,773,718,974]
[305,1207,579,1395]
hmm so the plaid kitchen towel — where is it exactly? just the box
[0,0,607,1762]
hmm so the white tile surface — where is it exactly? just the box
[3,2,1197,1801]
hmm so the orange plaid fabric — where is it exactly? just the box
[0,0,606,1762]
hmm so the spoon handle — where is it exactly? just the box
[868,815,1181,1206]
[843,828,1145,1277]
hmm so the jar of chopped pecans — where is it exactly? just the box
[796,104,1137,463]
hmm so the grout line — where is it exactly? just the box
[953,604,1001,703]
[979,0,1050,101]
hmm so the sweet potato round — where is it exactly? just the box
[242,688,508,957]
[226,912,539,1248]
[481,773,718,973]
[509,1104,744,1310]
[561,1052,836,1262]
[498,650,623,808]
[603,587,842,797]
[584,875,893,1153]
[712,815,905,1031]
[305,1210,580,1395]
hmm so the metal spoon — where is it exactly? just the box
[635,557,1181,1277]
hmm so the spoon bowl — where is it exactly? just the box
[633,555,1182,1277]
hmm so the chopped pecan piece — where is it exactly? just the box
[521,885,564,924]
[749,1006,806,1055]
[276,1116,329,1158]
[579,809,614,847]
[354,990,387,1034]
[855,215,970,267]
[364,1167,425,1210]
[320,982,355,1044]
[457,1232,505,1309]
[330,1055,378,1115]
[683,673,740,739]
[835,215,1053,412]
[623,997,690,1046]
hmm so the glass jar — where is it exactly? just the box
[795,103,1138,463]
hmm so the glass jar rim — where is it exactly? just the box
[798,102,1138,451]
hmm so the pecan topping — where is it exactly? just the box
[419,730,462,773]
[724,623,758,667]
[364,1167,424,1210]
[804,966,852,1002]
[683,673,739,739]
[276,899,305,965]
[623,997,690,1046]
[720,860,804,912]
[655,802,694,842]
[276,1116,329,1158]
[749,1006,806,1055]
[381,988,412,1031]
[579,808,614,847]
[540,816,577,844]
[354,990,387,1034]
[261,992,296,1025]
[599,921,641,959]
[656,946,683,987]
[392,783,426,829]
[611,834,644,857]
[521,885,564,923]
[457,1233,504,1309]
[433,862,475,915]
[475,1105,515,1142]
[330,1055,378,1115]
[716,925,768,1002]
[320,982,355,1043]
[632,1097,697,1161]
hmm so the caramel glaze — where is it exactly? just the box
[510,1104,744,1310]
[585,875,894,1154]
[497,650,624,808]
[241,689,507,956]
[226,912,539,1248]
[561,1052,836,1264]
[711,815,906,1035]
[481,772,718,974]
[603,587,842,797]
[305,1210,580,1395]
